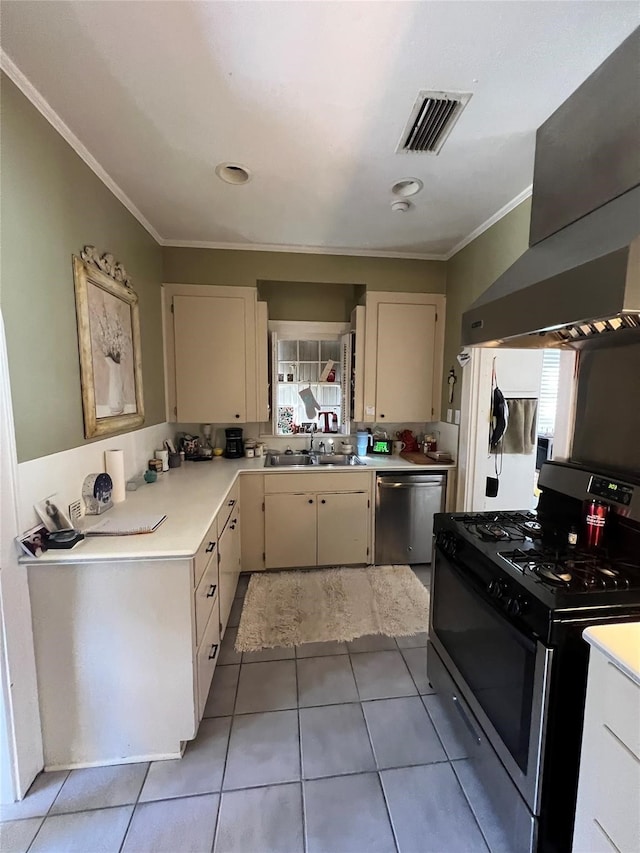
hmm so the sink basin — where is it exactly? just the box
[315,454,363,466]
[264,452,364,468]
[264,453,315,467]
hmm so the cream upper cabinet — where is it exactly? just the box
[163,284,268,424]
[317,491,370,566]
[362,292,445,423]
[264,492,317,569]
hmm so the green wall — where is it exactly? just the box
[257,281,365,322]
[442,198,532,413]
[1,75,165,462]
[163,247,446,294]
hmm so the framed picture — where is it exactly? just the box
[35,493,73,532]
[17,524,50,558]
[73,254,144,438]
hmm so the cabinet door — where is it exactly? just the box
[173,294,247,422]
[317,491,370,566]
[265,493,317,569]
[218,508,241,636]
[376,302,437,422]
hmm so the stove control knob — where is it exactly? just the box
[487,579,507,600]
[505,595,528,617]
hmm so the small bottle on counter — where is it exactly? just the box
[567,525,578,549]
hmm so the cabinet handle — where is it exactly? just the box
[230,524,236,531]
[205,541,216,553]
[235,414,240,419]
[231,517,238,524]
[208,643,219,660]
[321,499,326,504]
[228,499,236,507]
[206,584,217,598]
[380,413,385,418]
[308,499,314,504]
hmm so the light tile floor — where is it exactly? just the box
[1,566,497,853]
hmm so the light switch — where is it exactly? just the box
[454,409,461,425]
[447,408,453,423]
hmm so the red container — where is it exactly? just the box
[583,499,609,549]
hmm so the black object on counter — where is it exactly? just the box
[224,428,244,458]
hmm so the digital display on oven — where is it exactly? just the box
[588,476,633,506]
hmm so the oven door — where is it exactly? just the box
[429,546,553,814]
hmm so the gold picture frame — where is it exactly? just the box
[72,254,145,438]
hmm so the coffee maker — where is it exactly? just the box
[224,427,244,458]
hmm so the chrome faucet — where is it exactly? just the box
[309,433,315,453]
[318,441,325,454]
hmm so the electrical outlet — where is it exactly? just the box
[68,499,82,525]
[454,409,461,425]
[446,408,453,423]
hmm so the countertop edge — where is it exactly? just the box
[21,457,455,566]
[583,623,640,685]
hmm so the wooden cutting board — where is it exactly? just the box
[400,451,439,465]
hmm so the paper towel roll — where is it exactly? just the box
[105,449,126,503]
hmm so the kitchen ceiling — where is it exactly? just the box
[1,1,637,259]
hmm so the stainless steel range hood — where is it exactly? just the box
[462,28,640,349]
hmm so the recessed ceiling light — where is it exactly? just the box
[215,163,251,185]
[391,178,423,197]
[391,200,411,212]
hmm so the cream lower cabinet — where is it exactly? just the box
[573,640,640,852]
[263,472,372,569]
[264,493,317,569]
[218,493,241,637]
[26,501,233,769]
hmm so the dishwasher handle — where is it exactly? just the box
[378,480,445,489]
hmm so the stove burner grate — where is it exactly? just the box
[498,547,640,591]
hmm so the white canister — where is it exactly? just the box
[254,443,265,457]
[245,447,255,458]
[155,449,169,472]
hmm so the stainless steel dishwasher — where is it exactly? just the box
[375,473,446,564]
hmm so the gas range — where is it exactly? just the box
[440,502,640,616]
[428,461,640,853]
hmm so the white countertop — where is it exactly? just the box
[583,622,640,686]
[22,455,454,565]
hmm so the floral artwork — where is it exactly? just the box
[277,405,295,435]
[73,253,144,438]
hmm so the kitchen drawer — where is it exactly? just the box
[218,482,240,535]
[194,557,219,648]
[194,518,217,589]
[264,471,371,494]
[596,724,640,853]
[604,661,640,759]
[196,606,220,721]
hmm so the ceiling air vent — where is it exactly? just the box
[397,91,472,155]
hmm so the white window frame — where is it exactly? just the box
[269,321,350,437]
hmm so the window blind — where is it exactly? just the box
[538,350,561,435]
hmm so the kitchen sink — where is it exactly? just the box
[264,453,315,467]
[264,452,364,468]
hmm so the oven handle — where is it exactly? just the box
[434,543,538,653]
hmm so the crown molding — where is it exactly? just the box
[0,50,163,245]
[160,238,446,261]
[444,185,533,260]
[2,51,532,264]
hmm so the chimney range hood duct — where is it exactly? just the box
[462,28,640,350]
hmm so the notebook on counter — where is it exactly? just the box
[85,514,167,536]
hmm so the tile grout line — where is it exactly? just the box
[23,769,70,853]
[294,642,308,853]
[210,625,245,853]
[346,651,400,853]
[118,761,152,853]
[449,760,493,853]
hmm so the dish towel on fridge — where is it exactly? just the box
[502,398,538,454]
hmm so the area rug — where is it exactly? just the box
[235,565,429,652]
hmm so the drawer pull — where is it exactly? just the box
[208,643,219,661]
[206,584,217,598]
[321,499,326,504]
[205,541,216,553]
[308,499,314,504]
[231,517,238,524]
[228,499,236,507]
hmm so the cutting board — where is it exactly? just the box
[400,451,440,465]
